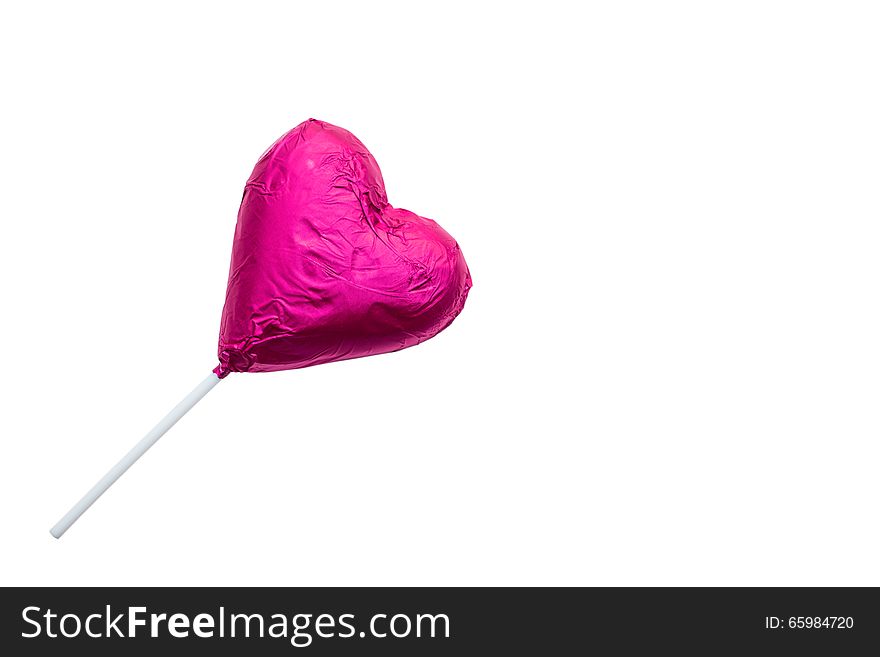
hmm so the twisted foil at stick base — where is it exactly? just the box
[214,119,472,378]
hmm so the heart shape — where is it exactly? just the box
[215,119,472,377]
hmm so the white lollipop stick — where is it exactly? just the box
[50,371,223,539]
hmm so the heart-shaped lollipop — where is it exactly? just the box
[51,120,471,537]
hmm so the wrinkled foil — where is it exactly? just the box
[214,119,471,377]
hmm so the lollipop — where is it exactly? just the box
[51,119,471,538]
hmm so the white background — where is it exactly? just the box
[1,1,879,586]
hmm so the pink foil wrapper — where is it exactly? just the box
[214,119,471,377]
